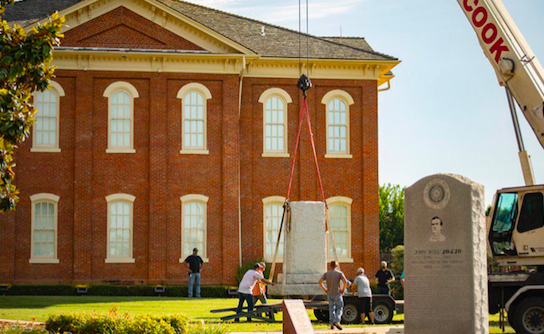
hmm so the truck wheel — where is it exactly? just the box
[341,302,360,324]
[313,309,329,322]
[512,297,544,334]
[373,300,394,324]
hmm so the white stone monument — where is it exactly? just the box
[404,174,488,334]
[268,201,328,296]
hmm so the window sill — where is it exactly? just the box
[105,258,135,263]
[264,259,283,263]
[325,154,353,159]
[29,258,59,264]
[335,258,354,263]
[31,148,61,153]
[106,149,136,154]
[180,150,209,155]
[179,258,209,263]
[262,153,290,158]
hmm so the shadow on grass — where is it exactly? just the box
[0,295,210,309]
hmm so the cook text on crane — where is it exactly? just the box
[461,0,509,64]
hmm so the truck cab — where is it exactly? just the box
[489,185,544,266]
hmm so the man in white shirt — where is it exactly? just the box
[236,263,274,321]
[352,267,375,325]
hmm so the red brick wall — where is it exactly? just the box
[62,7,205,51]
[0,70,379,285]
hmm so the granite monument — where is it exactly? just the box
[404,174,488,334]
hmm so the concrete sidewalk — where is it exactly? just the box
[231,326,404,334]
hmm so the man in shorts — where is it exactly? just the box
[352,267,375,325]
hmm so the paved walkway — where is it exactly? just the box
[232,326,404,334]
[0,319,44,327]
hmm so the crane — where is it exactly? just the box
[456,1,544,333]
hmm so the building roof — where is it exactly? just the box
[3,0,397,61]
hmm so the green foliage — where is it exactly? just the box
[46,310,189,334]
[0,325,47,334]
[0,0,64,212]
[390,245,404,273]
[235,259,270,283]
[389,245,404,300]
[186,322,227,334]
[5,285,231,298]
[379,183,405,251]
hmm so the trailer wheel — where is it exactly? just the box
[313,309,329,322]
[373,300,394,324]
[508,307,520,333]
[512,297,544,334]
[341,302,360,324]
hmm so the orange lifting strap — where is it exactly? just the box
[267,75,341,283]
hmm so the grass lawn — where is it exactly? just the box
[0,296,514,333]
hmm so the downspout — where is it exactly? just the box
[237,56,246,268]
[378,80,391,92]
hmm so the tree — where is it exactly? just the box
[379,183,405,251]
[0,0,64,212]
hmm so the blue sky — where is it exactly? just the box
[191,0,544,204]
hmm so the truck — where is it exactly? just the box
[456,0,544,333]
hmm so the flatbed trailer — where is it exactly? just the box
[210,295,396,324]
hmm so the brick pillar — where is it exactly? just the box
[0,211,16,282]
[362,82,380,275]
[221,75,241,285]
[148,73,168,283]
[73,74,94,282]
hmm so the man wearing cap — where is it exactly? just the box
[236,263,275,322]
[184,248,204,298]
[352,267,375,325]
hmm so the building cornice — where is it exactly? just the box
[53,49,400,84]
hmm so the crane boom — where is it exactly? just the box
[456,0,544,151]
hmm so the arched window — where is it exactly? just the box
[259,88,292,157]
[104,82,139,153]
[180,194,209,261]
[105,194,135,263]
[322,90,354,158]
[32,81,64,152]
[30,193,60,263]
[262,196,286,262]
[177,83,212,155]
[326,196,353,261]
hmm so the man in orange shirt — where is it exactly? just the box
[253,262,268,305]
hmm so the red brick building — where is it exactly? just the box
[1,0,399,285]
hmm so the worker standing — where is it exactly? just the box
[318,261,348,330]
[352,267,375,325]
[375,261,395,295]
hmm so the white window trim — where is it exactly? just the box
[29,193,60,264]
[262,196,286,263]
[259,88,292,157]
[321,90,354,158]
[31,81,64,153]
[179,194,209,262]
[177,83,212,155]
[326,196,353,263]
[104,82,139,154]
[105,193,136,263]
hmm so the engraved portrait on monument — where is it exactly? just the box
[429,217,446,243]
